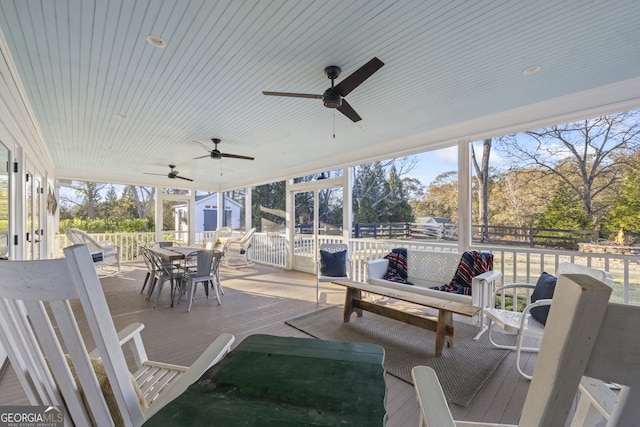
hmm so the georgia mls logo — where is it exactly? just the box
[0,405,64,426]
[44,406,63,417]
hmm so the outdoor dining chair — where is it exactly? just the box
[138,245,156,295]
[147,249,185,308]
[177,249,221,312]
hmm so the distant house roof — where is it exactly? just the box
[416,216,450,224]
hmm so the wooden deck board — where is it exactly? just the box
[0,262,532,425]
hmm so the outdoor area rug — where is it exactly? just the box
[285,305,511,407]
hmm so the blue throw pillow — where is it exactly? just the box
[320,250,347,277]
[530,272,557,325]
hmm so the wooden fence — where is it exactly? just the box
[348,222,639,250]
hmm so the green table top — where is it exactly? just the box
[144,334,387,426]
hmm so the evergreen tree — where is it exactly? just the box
[535,186,593,229]
[385,165,414,222]
[251,181,286,231]
[603,170,640,232]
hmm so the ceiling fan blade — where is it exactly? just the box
[143,173,167,176]
[221,153,255,160]
[262,91,323,99]
[194,154,210,159]
[195,140,212,152]
[175,175,194,181]
[336,99,362,122]
[333,57,384,97]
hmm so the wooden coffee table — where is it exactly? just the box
[333,279,480,357]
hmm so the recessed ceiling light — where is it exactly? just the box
[356,125,366,130]
[146,35,167,48]
[115,113,128,119]
[522,65,541,75]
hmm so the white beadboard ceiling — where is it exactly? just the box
[1,0,640,190]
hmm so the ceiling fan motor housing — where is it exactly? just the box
[323,89,342,108]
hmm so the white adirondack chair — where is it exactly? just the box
[411,272,640,427]
[0,244,235,426]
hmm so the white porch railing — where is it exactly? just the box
[56,231,639,305]
[347,238,639,306]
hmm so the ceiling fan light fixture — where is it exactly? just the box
[146,34,167,48]
[323,90,342,108]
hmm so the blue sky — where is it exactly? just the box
[410,147,459,185]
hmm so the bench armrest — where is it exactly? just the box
[471,270,502,308]
[366,258,389,281]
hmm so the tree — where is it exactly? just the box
[420,171,459,223]
[252,181,286,232]
[352,157,417,223]
[536,186,593,230]
[489,167,551,228]
[497,112,640,226]
[385,164,414,222]
[602,157,640,232]
[471,139,492,240]
[128,186,155,220]
[63,181,107,220]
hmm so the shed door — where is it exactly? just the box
[204,209,217,231]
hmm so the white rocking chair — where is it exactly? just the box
[224,228,256,267]
[412,272,640,427]
[66,228,121,277]
[0,244,235,426]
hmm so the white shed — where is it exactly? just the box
[174,194,243,232]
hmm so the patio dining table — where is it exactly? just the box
[143,334,388,426]
[147,246,222,308]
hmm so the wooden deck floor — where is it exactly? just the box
[0,262,536,426]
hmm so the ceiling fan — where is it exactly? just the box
[262,57,384,122]
[194,138,255,161]
[144,164,193,181]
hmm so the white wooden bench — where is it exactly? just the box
[366,249,501,339]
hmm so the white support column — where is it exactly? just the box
[154,187,162,243]
[285,179,293,270]
[244,187,252,231]
[188,190,195,245]
[217,192,224,229]
[343,167,352,242]
[457,139,472,252]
